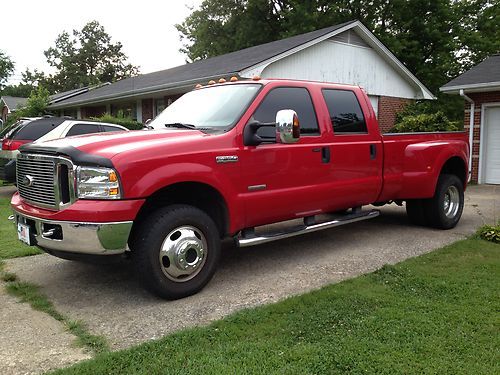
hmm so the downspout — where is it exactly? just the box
[460,89,474,182]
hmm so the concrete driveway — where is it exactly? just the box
[5,185,500,352]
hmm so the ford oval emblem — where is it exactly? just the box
[22,175,35,187]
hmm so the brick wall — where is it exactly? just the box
[462,90,500,182]
[377,96,412,133]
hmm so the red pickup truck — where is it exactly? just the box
[11,79,469,299]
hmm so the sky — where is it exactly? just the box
[1,0,203,84]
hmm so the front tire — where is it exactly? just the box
[132,205,221,299]
[425,174,464,229]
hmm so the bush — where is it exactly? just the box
[389,111,460,133]
[90,113,143,130]
[477,223,500,244]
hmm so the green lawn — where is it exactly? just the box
[51,238,500,375]
[0,197,41,259]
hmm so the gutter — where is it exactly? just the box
[460,89,474,182]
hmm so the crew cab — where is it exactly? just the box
[10,79,469,299]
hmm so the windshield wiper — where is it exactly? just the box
[164,122,197,130]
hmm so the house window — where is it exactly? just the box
[111,102,137,120]
[155,98,165,117]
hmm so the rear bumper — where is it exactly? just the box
[13,210,133,255]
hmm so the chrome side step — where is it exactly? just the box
[236,209,380,248]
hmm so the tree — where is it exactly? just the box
[0,51,15,90]
[28,20,139,93]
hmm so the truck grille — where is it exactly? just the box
[16,153,74,210]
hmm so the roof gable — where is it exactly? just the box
[0,96,28,112]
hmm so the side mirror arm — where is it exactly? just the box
[243,121,276,146]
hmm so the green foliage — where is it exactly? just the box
[0,50,15,90]
[0,83,36,98]
[5,86,51,126]
[23,21,139,94]
[0,197,42,259]
[51,238,499,374]
[91,113,143,130]
[390,111,460,133]
[477,223,500,244]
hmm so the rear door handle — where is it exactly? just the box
[370,144,377,160]
[322,146,330,163]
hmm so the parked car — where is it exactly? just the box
[10,79,469,299]
[0,117,127,182]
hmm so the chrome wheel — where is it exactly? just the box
[159,226,207,282]
[443,185,460,219]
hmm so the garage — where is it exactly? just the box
[482,105,500,184]
[440,53,500,184]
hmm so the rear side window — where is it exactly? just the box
[322,89,367,134]
[102,125,124,132]
[11,119,64,141]
[251,87,319,138]
[66,124,100,136]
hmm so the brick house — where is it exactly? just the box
[440,54,500,184]
[49,20,433,132]
[0,96,28,123]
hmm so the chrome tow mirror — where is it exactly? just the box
[276,109,300,144]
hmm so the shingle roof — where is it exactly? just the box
[441,54,500,90]
[49,21,356,108]
[0,96,28,111]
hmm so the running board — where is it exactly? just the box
[236,209,380,248]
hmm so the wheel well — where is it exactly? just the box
[133,182,229,239]
[440,157,467,186]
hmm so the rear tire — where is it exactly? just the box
[406,200,428,226]
[131,204,221,299]
[424,174,464,229]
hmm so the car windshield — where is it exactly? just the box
[149,83,261,130]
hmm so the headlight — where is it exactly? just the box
[76,166,121,199]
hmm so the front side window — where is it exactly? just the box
[66,124,100,137]
[149,84,261,130]
[250,87,319,138]
[322,89,367,134]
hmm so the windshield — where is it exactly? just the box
[149,83,261,130]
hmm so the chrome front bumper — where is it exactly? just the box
[13,210,133,255]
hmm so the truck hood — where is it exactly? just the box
[27,129,210,160]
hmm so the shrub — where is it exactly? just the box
[389,111,460,133]
[477,223,500,244]
[91,113,143,130]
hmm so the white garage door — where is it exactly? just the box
[483,106,500,184]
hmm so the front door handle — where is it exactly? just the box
[322,146,330,163]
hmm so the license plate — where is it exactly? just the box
[17,223,32,246]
